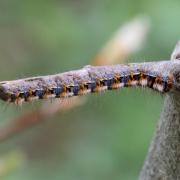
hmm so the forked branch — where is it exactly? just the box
[139,41,180,180]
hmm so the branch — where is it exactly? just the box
[139,41,180,179]
[93,16,150,65]
[0,97,85,141]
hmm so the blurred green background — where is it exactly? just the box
[0,0,180,179]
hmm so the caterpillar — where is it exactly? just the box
[0,61,176,104]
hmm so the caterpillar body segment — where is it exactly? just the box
[0,61,176,104]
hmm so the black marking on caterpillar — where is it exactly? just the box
[0,65,174,104]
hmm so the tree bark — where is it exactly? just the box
[139,42,180,180]
[139,92,180,180]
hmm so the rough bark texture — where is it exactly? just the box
[139,41,180,180]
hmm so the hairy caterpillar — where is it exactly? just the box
[0,61,176,104]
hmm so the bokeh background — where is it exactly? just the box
[0,0,180,179]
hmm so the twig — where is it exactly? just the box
[0,97,85,141]
[93,16,150,65]
[139,41,180,180]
